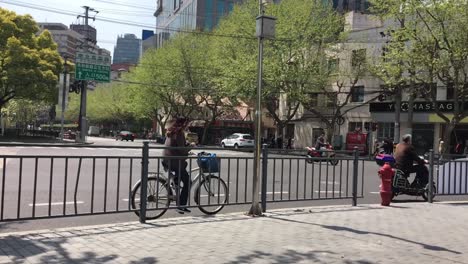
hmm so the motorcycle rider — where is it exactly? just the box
[315,133,327,157]
[394,134,428,187]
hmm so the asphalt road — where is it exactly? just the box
[0,137,466,233]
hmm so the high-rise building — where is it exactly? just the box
[152,0,244,48]
[38,23,110,61]
[113,34,141,64]
[38,23,85,61]
[70,24,97,44]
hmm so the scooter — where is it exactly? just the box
[375,154,436,201]
[305,144,339,166]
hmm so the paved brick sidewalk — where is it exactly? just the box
[0,202,467,264]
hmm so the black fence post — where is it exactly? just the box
[139,141,149,223]
[261,144,268,213]
[352,147,359,206]
[428,149,434,203]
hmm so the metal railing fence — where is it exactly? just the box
[0,143,364,223]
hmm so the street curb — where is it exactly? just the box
[0,142,95,147]
[0,202,450,238]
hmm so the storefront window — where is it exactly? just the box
[377,122,394,140]
[348,122,363,132]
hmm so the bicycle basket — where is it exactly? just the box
[197,152,219,173]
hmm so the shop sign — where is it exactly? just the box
[369,101,468,113]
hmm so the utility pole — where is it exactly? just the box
[77,6,97,143]
[60,57,68,141]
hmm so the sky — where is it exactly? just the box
[0,0,156,57]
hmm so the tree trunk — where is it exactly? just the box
[201,120,212,145]
[442,122,456,156]
[394,86,402,143]
[276,122,284,149]
[407,84,415,136]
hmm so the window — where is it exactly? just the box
[351,49,366,67]
[286,124,295,138]
[309,93,319,107]
[328,58,339,73]
[348,122,363,132]
[447,84,454,100]
[364,122,371,132]
[351,86,364,102]
[377,123,395,140]
[326,94,335,107]
[243,135,253,140]
[204,0,214,30]
[416,83,436,99]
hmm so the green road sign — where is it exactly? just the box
[75,52,111,82]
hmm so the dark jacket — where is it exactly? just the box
[394,142,423,172]
[163,130,189,170]
[315,136,326,150]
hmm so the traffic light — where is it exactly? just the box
[69,80,82,94]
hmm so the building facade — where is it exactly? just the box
[287,7,466,155]
[152,0,244,48]
[38,23,110,61]
[113,34,141,64]
[38,23,85,61]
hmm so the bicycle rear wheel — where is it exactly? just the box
[131,175,171,220]
[194,175,228,215]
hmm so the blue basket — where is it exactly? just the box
[197,152,219,173]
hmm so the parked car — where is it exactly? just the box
[88,126,100,136]
[221,133,254,149]
[63,130,76,140]
[116,131,136,141]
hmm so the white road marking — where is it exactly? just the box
[263,191,289,195]
[28,201,84,207]
[369,191,381,194]
[436,200,468,204]
[321,181,339,185]
[314,191,343,194]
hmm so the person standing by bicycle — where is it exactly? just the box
[162,117,192,214]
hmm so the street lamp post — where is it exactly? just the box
[248,0,276,216]
[60,57,68,141]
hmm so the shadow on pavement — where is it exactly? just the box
[224,249,374,264]
[0,234,158,263]
[269,216,462,255]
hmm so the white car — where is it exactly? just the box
[221,133,254,149]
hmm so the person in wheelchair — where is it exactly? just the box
[394,134,428,187]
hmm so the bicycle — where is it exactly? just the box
[130,152,228,220]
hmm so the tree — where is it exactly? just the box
[370,0,468,153]
[212,0,345,140]
[0,8,62,109]
[129,33,235,141]
[66,81,137,129]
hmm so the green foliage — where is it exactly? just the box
[370,0,468,152]
[370,0,468,109]
[0,8,62,108]
[212,0,345,129]
[65,81,136,126]
[2,99,51,126]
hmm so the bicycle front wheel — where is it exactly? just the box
[194,175,228,215]
[131,175,171,220]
